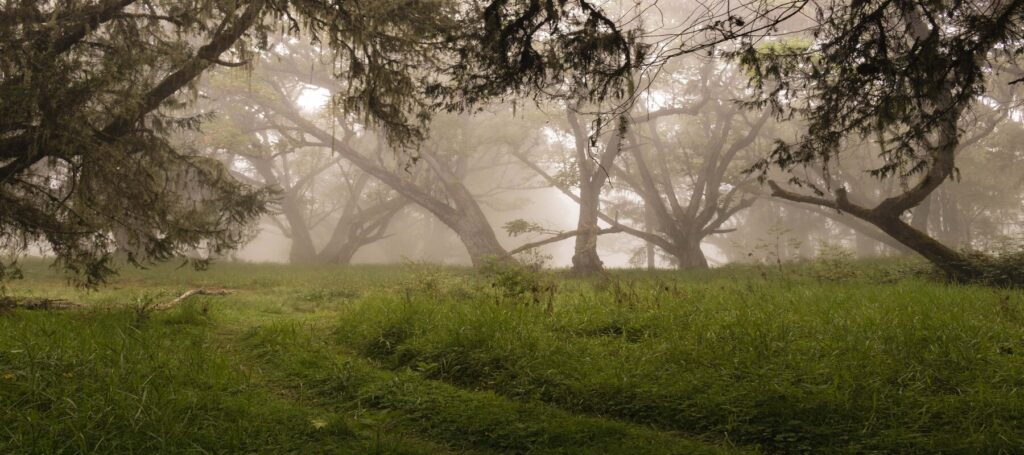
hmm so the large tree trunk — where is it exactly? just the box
[320,241,358,265]
[565,110,623,275]
[417,150,509,266]
[572,180,604,274]
[446,187,508,266]
[280,194,319,264]
[317,220,355,265]
[288,241,319,264]
[457,222,508,266]
[673,241,708,269]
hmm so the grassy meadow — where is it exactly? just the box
[1,258,1023,453]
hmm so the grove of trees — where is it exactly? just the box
[2,0,1023,284]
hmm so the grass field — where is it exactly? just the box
[1,258,1023,454]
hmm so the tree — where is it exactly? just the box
[0,0,273,284]
[740,0,1024,280]
[558,108,625,274]
[203,90,407,264]
[227,43,510,265]
[511,57,769,270]
[0,0,837,280]
[610,58,767,268]
[197,66,410,264]
[0,0,646,282]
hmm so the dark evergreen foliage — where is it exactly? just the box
[740,0,1023,185]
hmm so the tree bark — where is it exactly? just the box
[417,148,509,266]
[449,199,508,266]
[572,179,605,274]
[672,242,709,269]
[321,241,359,265]
[866,214,977,280]
[280,192,319,264]
[565,109,623,275]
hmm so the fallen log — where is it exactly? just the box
[0,296,81,311]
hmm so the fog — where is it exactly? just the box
[11,0,1019,278]
[205,25,1022,271]
[235,187,591,266]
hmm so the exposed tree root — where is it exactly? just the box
[155,288,234,311]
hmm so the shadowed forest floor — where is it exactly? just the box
[1,259,1022,454]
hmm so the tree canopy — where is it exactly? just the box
[738,0,1024,279]
[0,0,644,284]
[5,0,1021,282]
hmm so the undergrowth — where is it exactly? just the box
[1,258,1021,454]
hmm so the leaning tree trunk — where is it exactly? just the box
[321,242,358,265]
[457,223,509,266]
[768,182,981,281]
[317,224,356,265]
[317,220,359,264]
[446,186,508,266]
[865,213,978,280]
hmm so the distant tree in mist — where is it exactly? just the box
[201,76,407,265]
[611,58,767,269]
[512,57,769,270]
[226,43,510,265]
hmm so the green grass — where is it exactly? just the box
[1,258,1022,453]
